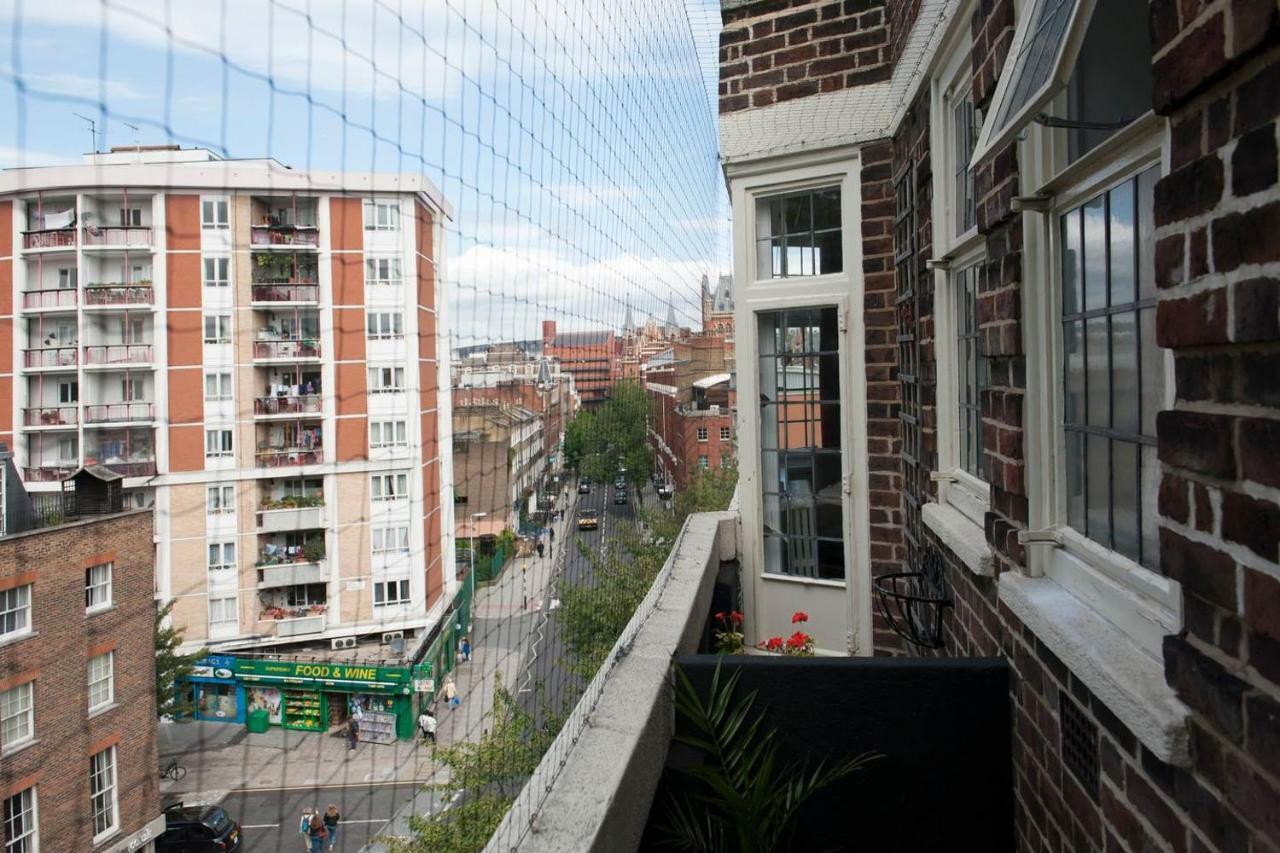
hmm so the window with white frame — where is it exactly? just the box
[758,307,845,580]
[207,542,236,572]
[57,436,78,462]
[89,746,117,840]
[698,455,709,469]
[85,563,112,612]
[204,371,232,401]
[201,198,229,229]
[120,376,145,402]
[696,427,708,442]
[954,262,988,481]
[203,314,232,344]
[207,484,235,514]
[203,257,230,287]
[373,579,411,606]
[208,596,238,629]
[363,200,401,231]
[87,652,113,712]
[720,426,731,441]
[950,83,977,237]
[372,525,410,554]
[371,473,409,501]
[368,366,405,393]
[0,682,34,750]
[365,257,402,286]
[1060,166,1162,568]
[118,208,142,227]
[58,266,77,289]
[370,420,408,448]
[754,188,842,279]
[205,429,233,458]
[366,312,404,340]
[58,379,77,404]
[0,586,32,638]
[3,787,37,853]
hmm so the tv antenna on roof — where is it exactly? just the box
[122,122,142,159]
[72,113,99,153]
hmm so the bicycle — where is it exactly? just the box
[158,758,187,781]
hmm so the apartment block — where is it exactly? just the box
[540,320,619,404]
[0,461,163,853]
[722,0,1279,851]
[643,335,735,486]
[0,146,456,653]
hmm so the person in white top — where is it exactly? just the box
[418,709,438,744]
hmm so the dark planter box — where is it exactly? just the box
[642,654,1013,852]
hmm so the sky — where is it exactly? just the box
[0,0,730,345]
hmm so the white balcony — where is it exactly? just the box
[274,613,326,637]
[257,561,326,588]
[257,505,326,533]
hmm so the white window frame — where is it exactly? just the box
[372,525,411,554]
[3,786,38,853]
[363,199,401,231]
[728,147,870,655]
[370,420,408,449]
[89,746,118,842]
[366,312,405,340]
[373,578,411,607]
[85,563,113,612]
[58,266,77,289]
[0,585,32,639]
[208,596,238,629]
[720,426,731,441]
[202,256,230,287]
[56,435,78,463]
[205,429,234,458]
[203,314,232,344]
[0,681,34,751]
[696,426,708,443]
[204,371,233,401]
[365,257,402,286]
[371,473,409,502]
[201,197,229,230]
[87,652,114,712]
[368,366,405,394]
[207,484,235,515]
[207,541,236,572]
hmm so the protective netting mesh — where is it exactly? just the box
[0,0,728,850]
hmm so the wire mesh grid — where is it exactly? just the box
[0,0,730,850]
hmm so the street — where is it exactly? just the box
[223,782,431,852]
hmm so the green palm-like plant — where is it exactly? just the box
[656,662,880,853]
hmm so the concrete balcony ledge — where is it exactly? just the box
[257,560,326,588]
[482,510,738,853]
[257,505,325,532]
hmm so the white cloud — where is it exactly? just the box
[0,146,75,168]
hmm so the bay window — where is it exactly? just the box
[755,188,842,278]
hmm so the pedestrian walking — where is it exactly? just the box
[536,539,545,558]
[443,677,460,710]
[323,804,341,851]
[418,708,438,744]
[345,719,358,751]
[461,636,472,662]
[299,807,315,852]
[308,813,328,853]
[549,526,555,543]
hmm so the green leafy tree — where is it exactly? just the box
[558,461,738,680]
[564,381,654,485]
[155,600,206,719]
[382,674,563,853]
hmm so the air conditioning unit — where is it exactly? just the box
[709,405,720,414]
[331,637,357,650]
[381,631,404,645]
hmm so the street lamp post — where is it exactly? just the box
[467,511,487,641]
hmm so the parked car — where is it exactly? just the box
[157,803,242,852]
[578,482,591,495]
[657,484,673,500]
[577,509,600,530]
[614,489,628,505]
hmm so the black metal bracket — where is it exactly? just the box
[873,548,953,650]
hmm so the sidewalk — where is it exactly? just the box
[158,718,439,800]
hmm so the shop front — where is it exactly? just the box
[232,657,425,740]
[188,655,245,724]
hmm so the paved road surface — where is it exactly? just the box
[223,782,430,852]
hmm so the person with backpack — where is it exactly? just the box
[299,806,315,852]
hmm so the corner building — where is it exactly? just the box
[722,0,1280,851]
[0,147,457,653]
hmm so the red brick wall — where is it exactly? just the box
[0,510,160,851]
[719,0,892,113]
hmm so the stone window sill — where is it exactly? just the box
[998,572,1191,766]
[1,738,38,759]
[88,701,118,720]
[923,502,993,577]
[0,630,36,651]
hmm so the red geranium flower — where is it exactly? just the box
[785,631,812,650]
[791,611,809,624]
[715,611,726,623]
[729,610,744,625]
[761,636,784,652]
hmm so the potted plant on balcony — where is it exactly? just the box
[303,539,325,564]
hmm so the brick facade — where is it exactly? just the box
[719,0,892,113]
[0,509,161,851]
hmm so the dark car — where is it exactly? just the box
[578,482,591,495]
[657,484,673,500]
[614,488,628,505]
[157,803,242,852]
